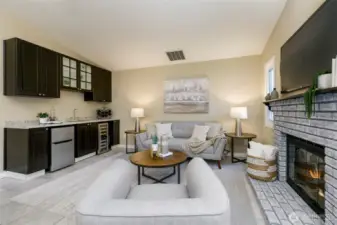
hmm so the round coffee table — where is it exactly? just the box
[130,150,187,185]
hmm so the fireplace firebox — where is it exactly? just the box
[287,135,325,217]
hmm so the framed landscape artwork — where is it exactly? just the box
[164,77,209,113]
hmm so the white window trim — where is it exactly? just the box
[264,56,275,128]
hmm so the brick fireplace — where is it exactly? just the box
[270,92,337,225]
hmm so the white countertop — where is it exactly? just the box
[5,118,118,129]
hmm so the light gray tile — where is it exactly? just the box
[260,199,273,211]
[8,207,64,225]
[273,207,288,220]
[0,201,34,224]
[280,220,292,225]
[266,211,281,224]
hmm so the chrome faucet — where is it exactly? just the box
[73,109,78,120]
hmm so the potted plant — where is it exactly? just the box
[37,112,49,124]
[304,71,331,119]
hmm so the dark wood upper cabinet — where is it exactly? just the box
[101,70,112,102]
[4,38,60,98]
[60,57,93,92]
[84,66,112,102]
[39,47,60,98]
[79,62,92,92]
[4,37,111,99]
[60,55,79,91]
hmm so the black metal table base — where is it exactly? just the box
[126,135,138,154]
[137,165,181,185]
[231,137,253,164]
[232,157,247,163]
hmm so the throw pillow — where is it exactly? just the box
[191,125,210,141]
[155,123,173,138]
[145,123,156,139]
[205,122,222,139]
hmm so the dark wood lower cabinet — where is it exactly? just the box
[5,128,49,174]
[109,120,120,147]
[75,123,98,158]
[4,120,119,174]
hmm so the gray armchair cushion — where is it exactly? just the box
[127,184,188,200]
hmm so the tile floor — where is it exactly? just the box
[248,178,324,225]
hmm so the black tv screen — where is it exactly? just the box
[281,0,337,93]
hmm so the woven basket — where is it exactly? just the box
[247,154,277,182]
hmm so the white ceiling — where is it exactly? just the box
[0,0,287,71]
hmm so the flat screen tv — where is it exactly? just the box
[281,0,337,93]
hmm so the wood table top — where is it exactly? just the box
[225,132,257,139]
[129,150,187,168]
[125,129,146,134]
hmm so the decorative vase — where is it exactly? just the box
[318,73,332,89]
[150,144,158,159]
[39,118,48,124]
[265,93,271,101]
[270,88,279,100]
[161,135,169,155]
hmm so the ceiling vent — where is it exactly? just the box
[166,50,185,61]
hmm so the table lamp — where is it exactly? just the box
[230,107,247,136]
[131,108,144,132]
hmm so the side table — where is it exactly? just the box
[125,130,146,154]
[225,132,257,163]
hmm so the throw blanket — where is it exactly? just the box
[183,134,225,154]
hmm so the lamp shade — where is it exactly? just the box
[131,108,144,118]
[230,107,248,119]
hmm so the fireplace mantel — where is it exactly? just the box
[263,87,337,110]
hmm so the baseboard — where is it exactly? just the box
[1,170,45,181]
[75,152,96,163]
[113,144,135,149]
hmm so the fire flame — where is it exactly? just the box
[309,169,321,179]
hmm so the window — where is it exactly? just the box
[265,57,275,128]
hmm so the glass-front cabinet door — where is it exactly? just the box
[80,63,92,91]
[62,56,78,90]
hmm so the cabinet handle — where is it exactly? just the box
[53,139,73,145]
[43,94,46,96]
[38,93,41,96]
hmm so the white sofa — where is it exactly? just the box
[76,158,231,225]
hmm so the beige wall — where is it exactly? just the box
[112,55,264,150]
[0,13,109,171]
[261,0,325,144]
